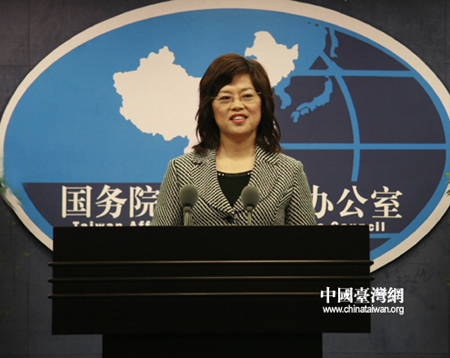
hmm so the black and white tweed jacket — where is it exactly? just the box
[151,146,316,226]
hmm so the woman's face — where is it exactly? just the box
[212,73,262,144]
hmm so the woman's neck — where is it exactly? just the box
[216,139,256,174]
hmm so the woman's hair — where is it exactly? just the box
[193,53,281,154]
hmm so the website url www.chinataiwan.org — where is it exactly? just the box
[323,305,404,316]
[320,286,405,316]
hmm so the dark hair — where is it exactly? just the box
[193,53,281,154]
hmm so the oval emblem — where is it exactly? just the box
[1,0,449,271]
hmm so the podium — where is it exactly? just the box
[49,225,372,357]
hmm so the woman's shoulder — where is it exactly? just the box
[278,152,302,165]
[276,153,305,176]
[259,148,303,170]
[170,149,212,166]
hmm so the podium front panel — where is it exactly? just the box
[50,226,372,335]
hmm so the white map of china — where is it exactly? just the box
[113,31,299,152]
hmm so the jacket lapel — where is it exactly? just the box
[191,149,234,214]
[190,146,278,214]
[247,146,278,205]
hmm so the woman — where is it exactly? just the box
[152,53,316,226]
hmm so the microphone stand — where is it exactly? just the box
[183,206,193,226]
[245,205,254,226]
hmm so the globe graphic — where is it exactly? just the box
[275,29,447,258]
[2,6,449,267]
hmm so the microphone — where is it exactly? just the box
[241,185,260,225]
[180,184,198,226]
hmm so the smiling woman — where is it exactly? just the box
[151,53,317,227]
[194,53,280,155]
[212,75,261,139]
[212,73,262,173]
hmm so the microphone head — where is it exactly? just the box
[241,185,260,210]
[180,184,198,208]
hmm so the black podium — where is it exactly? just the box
[49,225,372,357]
